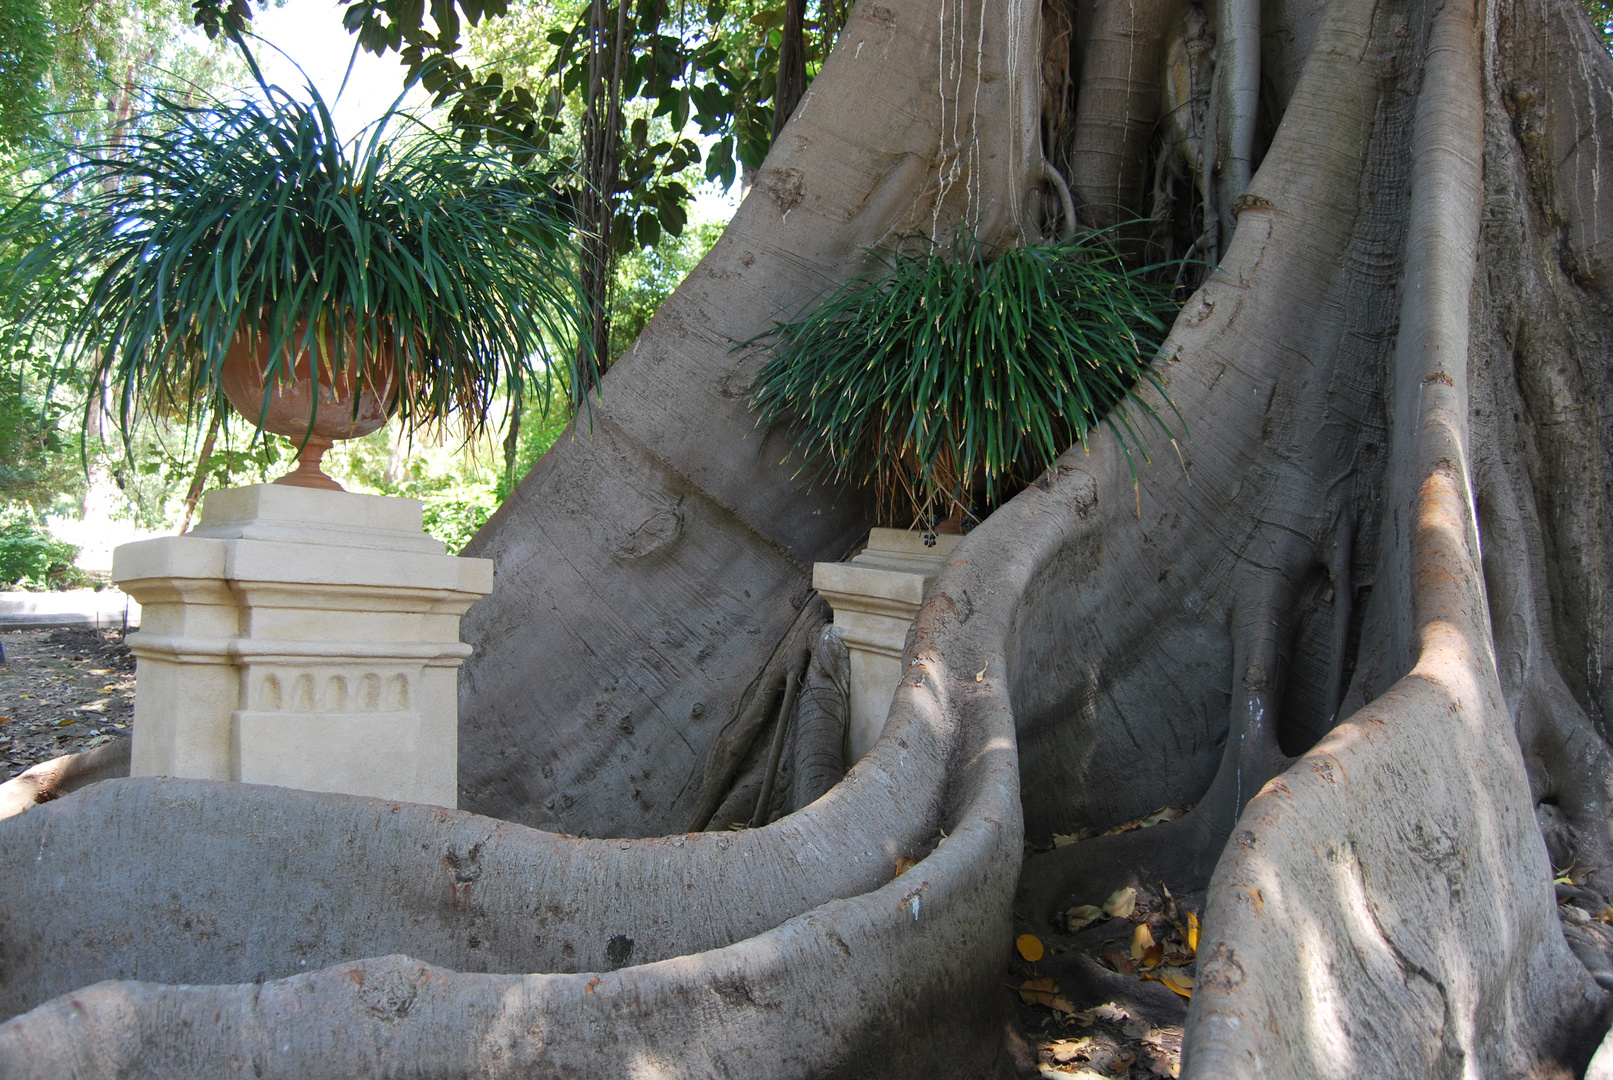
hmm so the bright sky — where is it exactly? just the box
[249,0,429,144]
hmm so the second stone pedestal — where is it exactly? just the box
[812,528,961,763]
[112,484,493,807]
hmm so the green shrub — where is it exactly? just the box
[0,515,87,590]
[420,486,500,554]
[749,228,1184,528]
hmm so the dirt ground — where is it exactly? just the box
[0,626,135,781]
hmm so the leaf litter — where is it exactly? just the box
[1,628,134,780]
[1009,882,1199,1077]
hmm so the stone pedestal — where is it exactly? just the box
[111,485,492,807]
[812,528,962,763]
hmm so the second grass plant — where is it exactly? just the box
[750,229,1183,528]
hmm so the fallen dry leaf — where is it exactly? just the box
[1017,933,1046,963]
[1139,806,1187,828]
[1103,887,1137,919]
[1065,904,1104,932]
[894,857,916,877]
[1102,950,1136,976]
[1071,1002,1130,1027]
[1048,1035,1101,1064]
[1130,923,1155,961]
[1598,907,1613,925]
[1019,976,1076,1013]
[1184,911,1200,954]
[1159,969,1194,998]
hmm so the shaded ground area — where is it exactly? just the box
[0,628,133,780]
[1006,813,1199,1078]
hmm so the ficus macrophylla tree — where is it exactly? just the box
[5,0,1613,1073]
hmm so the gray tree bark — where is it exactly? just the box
[4,0,1613,1071]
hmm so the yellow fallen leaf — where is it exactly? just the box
[1160,969,1195,997]
[1185,911,1200,954]
[1103,887,1137,919]
[1139,806,1187,828]
[894,857,916,877]
[1018,976,1076,1013]
[1599,907,1613,925]
[1016,933,1045,962]
[1130,922,1155,961]
[1065,904,1104,932]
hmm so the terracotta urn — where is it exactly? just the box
[220,323,398,490]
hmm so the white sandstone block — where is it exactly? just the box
[113,484,492,807]
[813,528,961,764]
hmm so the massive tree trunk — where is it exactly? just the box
[4,0,1613,1072]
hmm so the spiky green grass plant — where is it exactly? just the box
[0,46,588,439]
[750,229,1183,528]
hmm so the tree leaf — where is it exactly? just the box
[1018,976,1075,1012]
[1129,922,1154,961]
[1159,969,1194,997]
[1103,887,1136,919]
[1016,933,1045,962]
[1064,904,1104,932]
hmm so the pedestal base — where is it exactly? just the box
[813,528,961,763]
[112,484,492,807]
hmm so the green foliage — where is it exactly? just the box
[0,0,255,531]
[0,341,83,509]
[750,229,1183,527]
[1,0,250,157]
[194,0,839,256]
[0,0,51,148]
[419,486,500,553]
[525,0,818,229]
[0,40,588,443]
[0,511,87,589]
[109,416,290,528]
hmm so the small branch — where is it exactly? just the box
[177,411,222,536]
[1040,159,1077,241]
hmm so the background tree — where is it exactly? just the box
[0,0,248,578]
